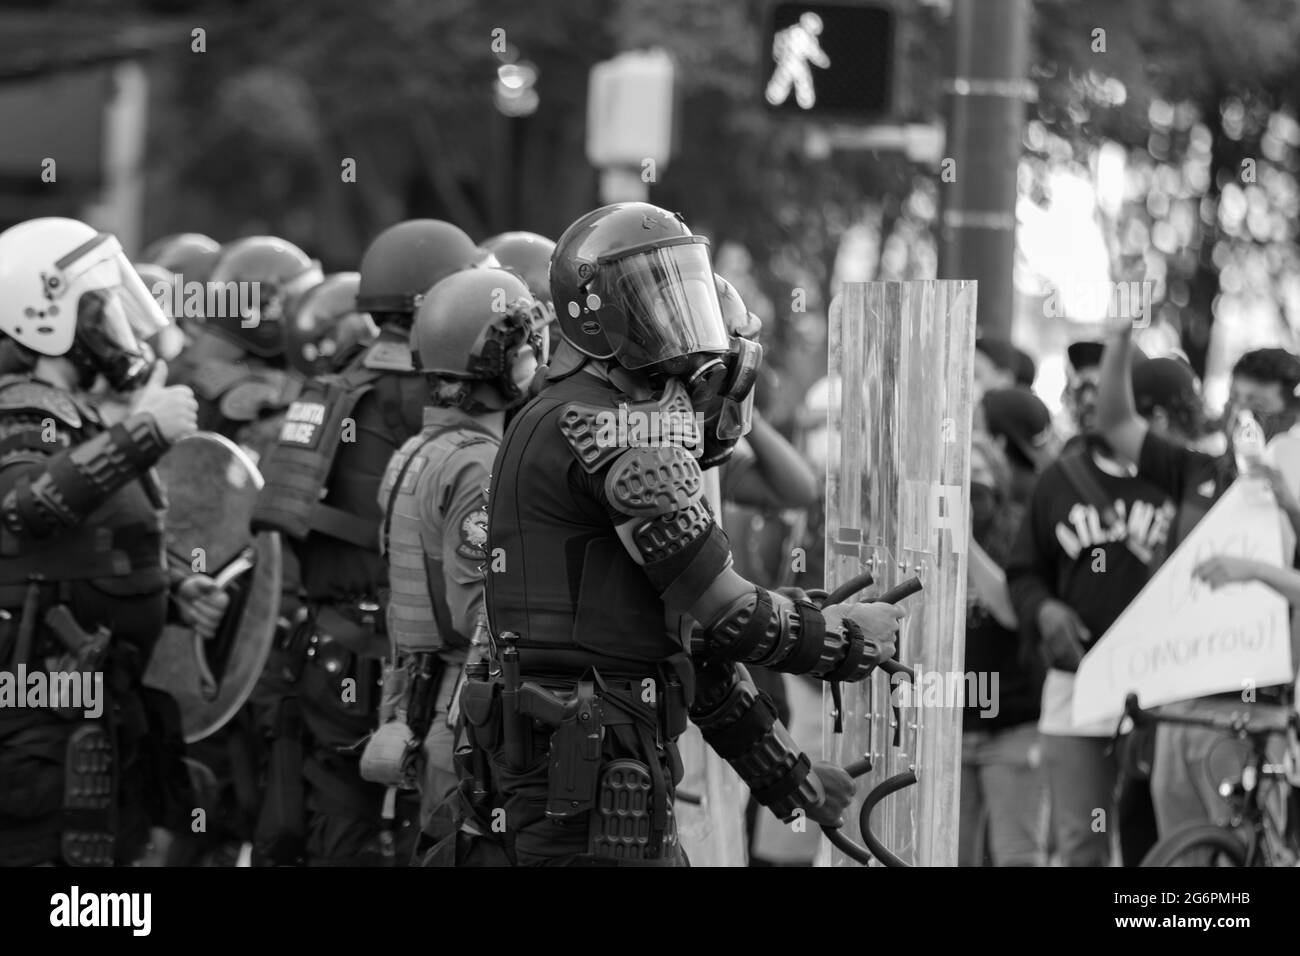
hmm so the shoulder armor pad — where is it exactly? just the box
[605,444,704,518]
[558,381,699,475]
[557,400,625,474]
[0,379,82,429]
[362,339,415,372]
[187,360,249,401]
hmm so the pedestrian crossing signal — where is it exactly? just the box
[762,2,894,118]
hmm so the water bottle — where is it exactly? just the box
[1233,410,1266,476]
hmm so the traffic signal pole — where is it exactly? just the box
[937,0,1032,341]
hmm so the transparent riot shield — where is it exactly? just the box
[675,468,749,866]
[819,280,976,867]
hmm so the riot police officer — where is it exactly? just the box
[282,272,378,379]
[136,233,223,349]
[0,217,229,866]
[169,235,323,462]
[466,202,903,866]
[252,219,487,866]
[364,268,544,841]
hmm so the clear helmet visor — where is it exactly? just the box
[57,235,166,389]
[603,241,728,369]
[60,234,170,346]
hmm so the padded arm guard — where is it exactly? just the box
[702,587,881,683]
[1,412,168,542]
[690,656,824,822]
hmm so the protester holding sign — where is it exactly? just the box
[1005,340,1177,867]
[1095,321,1300,845]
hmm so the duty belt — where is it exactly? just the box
[309,599,387,659]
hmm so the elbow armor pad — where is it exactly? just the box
[2,412,167,541]
[690,657,823,821]
[703,587,881,682]
[604,443,732,612]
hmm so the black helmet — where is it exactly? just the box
[204,236,323,358]
[283,272,377,376]
[139,232,222,282]
[483,231,555,306]
[356,219,485,317]
[410,268,545,413]
[550,202,728,375]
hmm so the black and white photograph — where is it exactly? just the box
[0,0,1296,938]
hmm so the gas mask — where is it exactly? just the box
[67,288,157,392]
[692,334,764,470]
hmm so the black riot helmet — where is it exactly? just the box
[550,203,729,376]
[356,219,486,320]
[483,231,555,307]
[283,272,377,376]
[138,232,222,281]
[204,236,323,359]
[485,230,556,362]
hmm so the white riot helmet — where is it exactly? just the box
[0,218,167,390]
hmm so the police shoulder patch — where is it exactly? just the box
[456,507,490,560]
[605,444,704,518]
[0,378,82,429]
[361,340,415,373]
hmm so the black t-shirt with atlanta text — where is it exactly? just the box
[1006,451,1176,649]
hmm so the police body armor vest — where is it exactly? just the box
[252,364,384,549]
[0,379,168,643]
[486,374,685,674]
[379,423,496,654]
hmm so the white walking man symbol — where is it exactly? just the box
[765,12,831,109]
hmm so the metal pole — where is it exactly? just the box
[937,0,1031,341]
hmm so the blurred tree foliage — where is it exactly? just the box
[47,0,1300,396]
[52,0,937,415]
[1032,0,1300,378]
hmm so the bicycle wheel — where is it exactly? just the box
[1140,825,1249,867]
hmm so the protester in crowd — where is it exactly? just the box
[1005,339,1178,867]
[960,433,1046,867]
[980,387,1059,506]
[1096,324,1300,848]
[974,336,1037,402]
